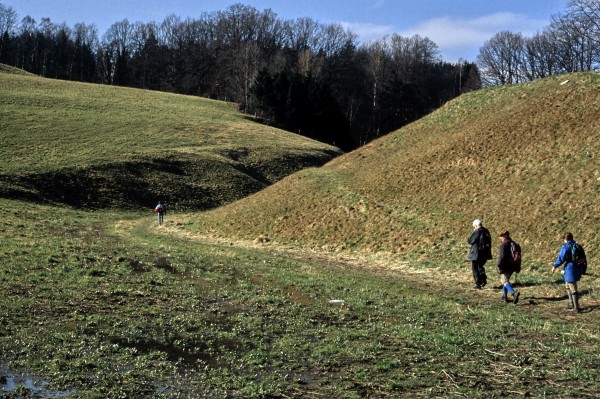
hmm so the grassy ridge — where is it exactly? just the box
[181,73,600,266]
[0,69,341,209]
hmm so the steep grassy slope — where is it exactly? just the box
[183,73,599,266]
[0,68,341,209]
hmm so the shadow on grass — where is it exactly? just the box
[524,289,593,304]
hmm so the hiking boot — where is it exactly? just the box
[571,292,580,313]
[513,291,520,305]
[501,296,508,304]
[473,285,481,290]
[566,289,574,310]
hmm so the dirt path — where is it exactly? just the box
[117,216,600,327]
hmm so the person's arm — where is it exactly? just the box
[497,242,506,266]
[467,230,479,245]
[552,244,567,270]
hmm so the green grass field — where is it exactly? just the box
[1,68,600,398]
[1,199,599,398]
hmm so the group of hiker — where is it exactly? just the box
[468,219,588,313]
[151,201,588,313]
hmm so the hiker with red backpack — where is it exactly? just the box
[496,230,521,304]
[154,201,167,226]
[552,232,587,313]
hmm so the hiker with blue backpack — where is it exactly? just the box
[154,201,167,226]
[496,230,521,304]
[552,232,587,313]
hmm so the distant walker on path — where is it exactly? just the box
[154,201,167,226]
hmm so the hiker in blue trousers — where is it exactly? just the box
[496,231,521,304]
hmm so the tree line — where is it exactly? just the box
[478,0,600,86]
[3,2,596,148]
[0,2,482,150]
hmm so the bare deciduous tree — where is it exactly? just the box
[478,31,525,86]
[389,34,439,84]
[0,1,17,34]
[523,32,558,80]
[478,1,600,84]
[364,37,390,111]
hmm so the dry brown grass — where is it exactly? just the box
[182,73,600,271]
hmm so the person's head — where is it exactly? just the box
[564,232,573,242]
[499,230,510,241]
[472,219,482,229]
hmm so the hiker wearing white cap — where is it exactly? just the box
[467,219,492,289]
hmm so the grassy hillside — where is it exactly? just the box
[181,73,599,267]
[0,67,341,209]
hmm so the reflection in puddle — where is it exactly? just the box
[109,333,243,369]
[0,365,74,397]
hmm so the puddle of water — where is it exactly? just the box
[0,365,75,397]
[109,336,219,368]
[109,333,246,370]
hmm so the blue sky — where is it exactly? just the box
[6,0,568,62]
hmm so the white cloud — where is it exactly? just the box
[398,12,550,62]
[340,21,395,43]
[341,11,550,62]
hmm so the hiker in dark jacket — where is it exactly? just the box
[552,232,584,313]
[497,231,520,304]
[467,219,492,289]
